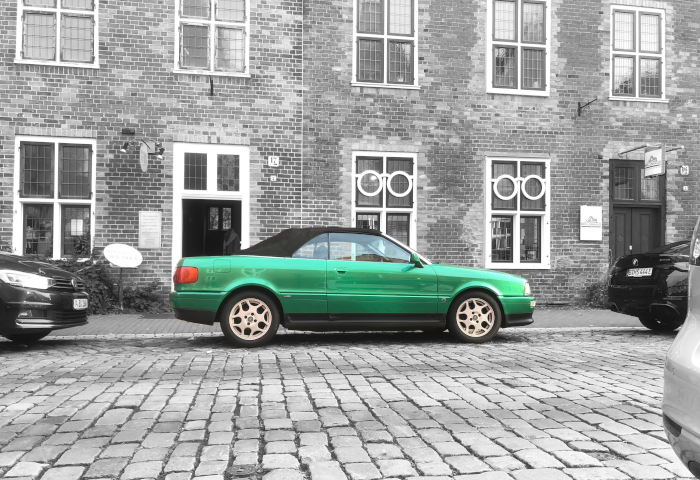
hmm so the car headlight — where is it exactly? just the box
[524,282,531,296]
[0,270,56,290]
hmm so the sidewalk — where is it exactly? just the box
[48,308,642,337]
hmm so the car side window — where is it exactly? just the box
[329,233,410,263]
[292,234,329,259]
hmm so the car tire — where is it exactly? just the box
[447,291,502,344]
[638,316,682,332]
[2,331,52,343]
[219,291,280,348]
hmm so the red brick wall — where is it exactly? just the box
[301,0,700,303]
[0,0,303,289]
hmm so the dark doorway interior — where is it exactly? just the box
[182,199,241,257]
[609,160,665,261]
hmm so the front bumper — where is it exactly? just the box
[0,284,88,334]
[500,296,536,328]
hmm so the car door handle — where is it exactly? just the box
[335,269,347,275]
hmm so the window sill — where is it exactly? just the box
[609,96,669,104]
[487,87,549,97]
[486,262,550,270]
[173,69,251,78]
[351,82,421,91]
[14,59,99,69]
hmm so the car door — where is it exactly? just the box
[275,234,328,320]
[326,232,437,317]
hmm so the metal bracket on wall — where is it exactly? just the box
[577,98,598,116]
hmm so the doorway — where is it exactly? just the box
[609,160,665,260]
[182,199,242,257]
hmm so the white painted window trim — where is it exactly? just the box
[351,151,418,249]
[351,0,419,89]
[609,5,666,102]
[485,0,551,97]
[484,156,551,270]
[12,136,97,260]
[173,0,251,77]
[172,143,250,279]
[15,0,99,68]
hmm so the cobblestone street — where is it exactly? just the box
[0,326,690,480]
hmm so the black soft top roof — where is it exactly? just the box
[235,227,382,258]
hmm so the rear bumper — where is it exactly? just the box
[607,285,686,321]
[170,291,224,326]
[172,308,218,325]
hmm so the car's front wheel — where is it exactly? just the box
[638,316,682,332]
[447,291,502,343]
[2,331,52,343]
[219,291,280,348]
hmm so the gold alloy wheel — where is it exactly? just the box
[229,298,272,341]
[456,298,495,337]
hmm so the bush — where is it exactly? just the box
[122,280,170,313]
[24,252,170,315]
[582,279,608,308]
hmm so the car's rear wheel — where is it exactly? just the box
[638,316,682,332]
[219,291,279,348]
[447,291,502,343]
[2,331,52,343]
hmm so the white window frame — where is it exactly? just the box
[484,156,550,270]
[351,0,420,90]
[173,0,251,77]
[609,5,666,103]
[15,0,99,68]
[12,136,97,259]
[351,152,418,249]
[172,143,250,279]
[485,0,551,97]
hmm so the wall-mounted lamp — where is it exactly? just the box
[117,138,165,172]
[118,139,165,159]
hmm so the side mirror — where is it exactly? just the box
[410,252,424,268]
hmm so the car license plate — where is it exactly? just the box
[626,268,652,277]
[73,298,88,310]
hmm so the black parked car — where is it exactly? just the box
[0,253,88,343]
[607,240,690,331]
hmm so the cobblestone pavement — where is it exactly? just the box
[0,327,690,480]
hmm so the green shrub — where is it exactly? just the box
[122,280,170,313]
[582,279,608,308]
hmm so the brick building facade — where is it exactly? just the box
[1,0,698,303]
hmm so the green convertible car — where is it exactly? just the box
[170,227,536,347]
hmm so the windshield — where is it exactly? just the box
[382,233,433,265]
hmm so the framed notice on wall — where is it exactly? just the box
[139,211,162,249]
[580,206,603,241]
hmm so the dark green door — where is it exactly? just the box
[326,232,437,316]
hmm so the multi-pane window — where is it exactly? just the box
[485,157,550,269]
[14,139,95,258]
[177,0,248,74]
[611,6,664,99]
[612,162,662,203]
[487,0,549,95]
[352,152,417,248]
[354,0,418,87]
[17,0,97,66]
[182,149,241,194]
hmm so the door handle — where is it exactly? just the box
[335,269,347,275]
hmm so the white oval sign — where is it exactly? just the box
[104,244,143,268]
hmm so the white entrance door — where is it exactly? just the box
[172,143,250,276]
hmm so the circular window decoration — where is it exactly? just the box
[357,170,383,197]
[493,175,518,201]
[387,171,413,198]
[521,175,546,201]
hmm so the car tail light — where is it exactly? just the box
[173,267,198,284]
[692,217,700,266]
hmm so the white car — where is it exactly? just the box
[663,216,700,479]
